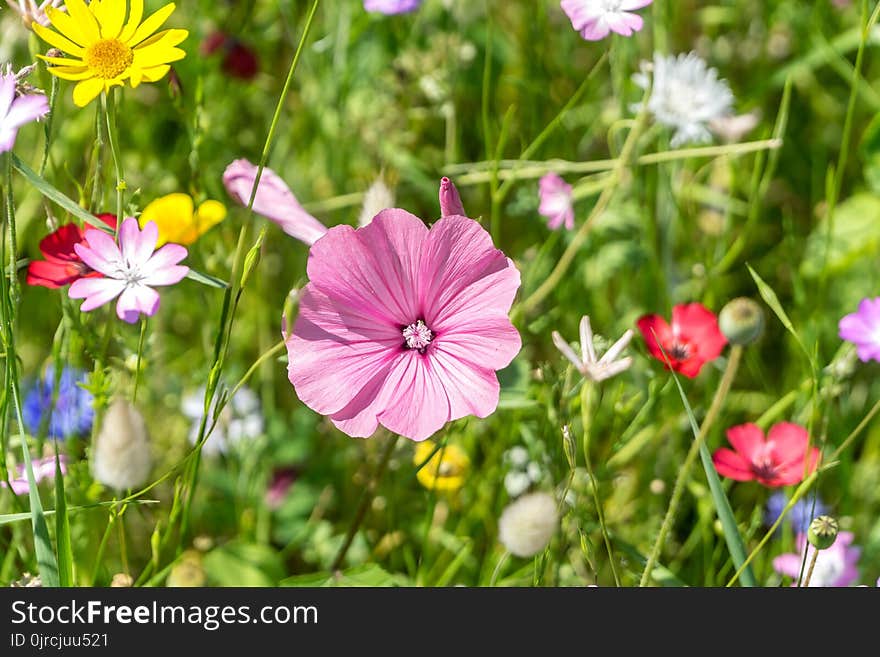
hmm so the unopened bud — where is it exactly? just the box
[562,425,576,470]
[719,297,764,345]
[807,515,839,550]
[439,177,466,217]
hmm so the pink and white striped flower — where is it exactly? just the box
[286,179,522,442]
[68,218,189,324]
[560,0,653,41]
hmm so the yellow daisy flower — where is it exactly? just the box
[32,0,188,107]
[138,193,226,246]
[413,441,469,493]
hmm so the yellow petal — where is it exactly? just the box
[192,200,227,237]
[44,7,87,47]
[138,64,171,83]
[97,0,126,39]
[133,43,186,69]
[133,27,188,50]
[64,0,101,44]
[32,21,86,57]
[38,54,87,66]
[72,77,105,107]
[126,3,177,47]
[118,0,144,44]
[139,193,194,246]
[47,66,93,81]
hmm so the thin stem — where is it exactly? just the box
[331,435,399,572]
[489,551,510,587]
[639,345,743,587]
[801,545,819,588]
[131,318,147,404]
[104,88,125,233]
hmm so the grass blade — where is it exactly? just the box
[53,444,73,587]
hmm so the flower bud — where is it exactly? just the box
[807,515,839,550]
[718,297,764,345]
[439,177,466,217]
[91,399,152,492]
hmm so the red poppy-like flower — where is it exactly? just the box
[712,422,820,488]
[201,31,259,80]
[636,302,727,378]
[26,214,116,289]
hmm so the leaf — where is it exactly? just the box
[53,447,73,587]
[185,268,230,289]
[281,564,408,587]
[203,541,285,587]
[799,193,880,278]
[17,441,59,587]
[0,499,159,527]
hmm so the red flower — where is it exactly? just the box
[201,31,259,80]
[636,303,727,378]
[712,422,820,487]
[26,214,117,289]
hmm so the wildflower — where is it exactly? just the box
[26,214,116,288]
[181,385,264,456]
[0,65,49,154]
[439,176,465,217]
[358,177,396,228]
[200,31,258,80]
[712,422,820,488]
[773,532,861,587]
[633,52,734,147]
[33,0,188,107]
[265,467,298,509]
[68,217,189,324]
[137,193,226,246]
[498,491,558,558]
[0,454,67,495]
[764,491,829,534]
[286,179,522,442]
[91,398,151,491]
[5,0,64,28]
[560,0,653,41]
[838,297,880,363]
[22,366,94,439]
[538,173,574,231]
[222,159,328,246]
[504,471,531,498]
[364,0,422,14]
[552,315,633,382]
[637,302,727,378]
[413,441,469,492]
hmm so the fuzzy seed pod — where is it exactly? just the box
[498,491,558,557]
[91,399,152,492]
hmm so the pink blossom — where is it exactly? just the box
[364,0,422,14]
[773,532,861,587]
[0,454,67,496]
[560,0,653,41]
[838,297,880,362]
[0,67,49,154]
[286,180,522,441]
[538,173,574,230]
[223,159,328,246]
[68,218,189,324]
[439,177,466,217]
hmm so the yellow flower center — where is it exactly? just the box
[84,39,133,79]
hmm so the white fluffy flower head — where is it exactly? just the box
[498,491,559,558]
[91,399,151,491]
[633,52,734,147]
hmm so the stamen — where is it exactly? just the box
[669,342,690,360]
[85,39,133,79]
[403,320,433,354]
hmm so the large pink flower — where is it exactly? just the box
[286,189,522,442]
[68,218,189,324]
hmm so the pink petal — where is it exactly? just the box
[433,315,522,372]
[725,423,766,464]
[606,12,643,36]
[69,277,126,311]
[621,0,653,9]
[430,349,500,421]
[77,229,122,273]
[375,354,451,441]
[560,0,604,29]
[0,72,14,118]
[121,218,157,267]
[141,243,189,285]
[711,447,755,481]
[772,553,804,578]
[307,209,427,326]
[329,354,410,438]
[766,422,809,463]
[116,285,160,323]
[5,94,50,130]
[580,19,611,41]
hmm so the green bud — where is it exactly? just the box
[807,515,839,550]
[719,297,764,345]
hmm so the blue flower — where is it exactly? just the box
[764,491,829,534]
[22,366,94,440]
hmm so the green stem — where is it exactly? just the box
[639,345,743,587]
[131,318,147,403]
[103,88,125,232]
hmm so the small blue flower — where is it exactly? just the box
[22,366,94,440]
[764,491,829,534]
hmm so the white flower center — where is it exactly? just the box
[600,0,624,10]
[403,320,434,353]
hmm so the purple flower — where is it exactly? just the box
[764,491,829,534]
[0,66,49,154]
[560,0,653,41]
[364,0,422,14]
[68,218,189,324]
[773,532,861,587]
[0,455,67,496]
[538,173,574,230]
[839,297,880,362]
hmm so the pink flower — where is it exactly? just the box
[712,422,820,488]
[68,218,189,324]
[538,173,574,230]
[838,297,880,362]
[0,454,67,496]
[0,66,49,154]
[286,180,522,441]
[439,177,466,217]
[773,532,861,587]
[223,159,328,246]
[560,0,653,41]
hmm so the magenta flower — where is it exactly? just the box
[839,297,880,362]
[538,173,574,230]
[0,455,67,496]
[286,181,522,442]
[560,0,653,41]
[68,218,189,324]
[364,0,422,14]
[223,159,328,246]
[0,66,49,154]
[773,532,861,587]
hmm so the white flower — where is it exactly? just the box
[92,399,151,491]
[506,446,529,468]
[357,178,396,227]
[182,386,265,456]
[552,315,633,382]
[633,52,734,147]
[498,491,559,558]
[504,471,531,498]
[6,0,65,27]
